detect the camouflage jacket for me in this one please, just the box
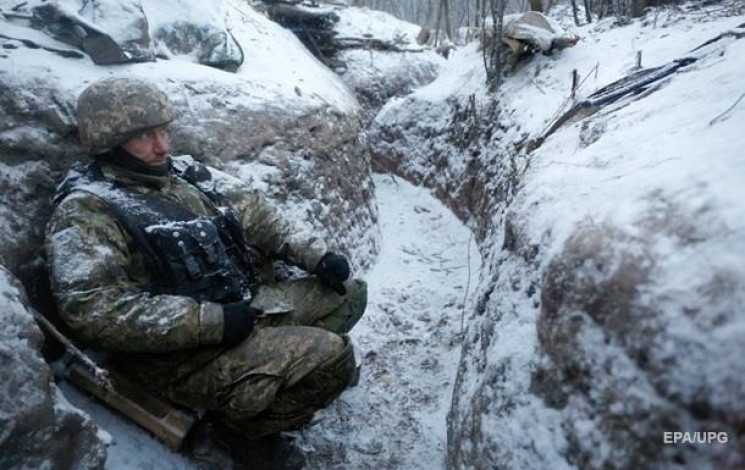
[45,156,328,354]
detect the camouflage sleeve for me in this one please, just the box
[45,192,224,353]
[206,165,328,272]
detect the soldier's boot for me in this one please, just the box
[219,430,306,470]
[182,420,236,470]
[185,419,306,470]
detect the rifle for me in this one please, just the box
[33,309,196,451]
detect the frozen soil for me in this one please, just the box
[61,173,481,470]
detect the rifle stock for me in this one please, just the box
[32,308,196,451]
[66,361,196,451]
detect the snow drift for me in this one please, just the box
[370,6,745,470]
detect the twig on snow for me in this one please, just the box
[709,91,745,126]
[460,230,474,337]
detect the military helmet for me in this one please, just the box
[77,78,175,154]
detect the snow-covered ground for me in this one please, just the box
[0,0,358,115]
[60,382,199,470]
[62,174,481,469]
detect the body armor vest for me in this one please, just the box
[55,161,257,304]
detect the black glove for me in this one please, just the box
[315,252,350,295]
[221,300,262,347]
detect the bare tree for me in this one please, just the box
[351,0,666,30]
[584,0,592,22]
[484,0,506,92]
[442,0,453,40]
[570,0,580,25]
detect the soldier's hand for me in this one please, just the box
[315,252,350,296]
[221,300,262,347]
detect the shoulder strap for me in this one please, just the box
[54,161,103,205]
[170,159,258,286]
[171,159,230,208]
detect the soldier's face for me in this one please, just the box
[121,126,170,166]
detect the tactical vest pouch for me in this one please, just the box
[213,207,257,275]
[144,218,244,303]
[54,161,257,304]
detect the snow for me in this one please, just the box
[367,5,745,469]
[76,0,148,47]
[520,23,745,258]
[334,6,423,45]
[378,11,745,134]
[298,175,480,469]
[303,3,445,111]
[60,382,199,470]
[143,0,224,31]
[339,48,443,98]
[499,12,745,136]
[379,42,486,110]
[484,16,745,455]
[373,9,745,266]
[222,0,358,112]
[291,2,425,47]
[0,0,359,117]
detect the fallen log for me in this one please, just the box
[261,0,304,4]
[265,2,426,71]
[336,36,424,53]
[268,4,339,29]
[0,33,85,58]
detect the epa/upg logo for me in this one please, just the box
[663,432,729,444]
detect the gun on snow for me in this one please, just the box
[32,309,196,451]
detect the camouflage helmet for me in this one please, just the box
[77,78,175,154]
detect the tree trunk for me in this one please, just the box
[597,0,605,18]
[434,0,443,45]
[443,0,452,41]
[530,0,543,12]
[487,0,506,92]
[570,0,580,25]
[583,0,592,22]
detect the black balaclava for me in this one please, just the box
[95,145,171,177]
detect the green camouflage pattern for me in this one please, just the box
[46,157,367,436]
[77,78,175,154]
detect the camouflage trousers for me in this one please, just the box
[164,277,367,438]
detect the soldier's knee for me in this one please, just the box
[344,278,367,304]
[303,334,357,397]
[337,334,359,387]
[217,327,346,413]
[319,279,367,334]
[331,335,356,382]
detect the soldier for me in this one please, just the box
[45,77,367,469]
